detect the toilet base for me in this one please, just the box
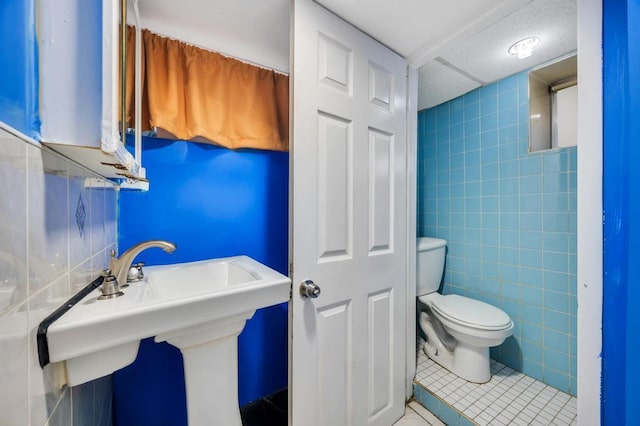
[423,340,491,384]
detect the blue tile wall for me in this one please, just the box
[417,71,577,395]
[414,384,475,426]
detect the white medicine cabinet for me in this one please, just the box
[38,0,144,183]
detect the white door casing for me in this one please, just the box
[290,1,408,425]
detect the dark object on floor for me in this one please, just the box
[240,388,287,426]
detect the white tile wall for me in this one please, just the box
[0,135,27,310]
[68,164,93,273]
[0,126,116,425]
[27,148,69,295]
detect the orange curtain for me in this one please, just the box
[123,27,289,152]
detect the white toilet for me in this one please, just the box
[417,237,514,383]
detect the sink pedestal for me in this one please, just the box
[156,311,255,426]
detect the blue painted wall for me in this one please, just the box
[417,70,577,395]
[115,137,289,425]
[603,0,640,423]
[0,0,40,138]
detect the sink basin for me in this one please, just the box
[142,259,260,301]
[47,256,290,386]
[45,255,290,425]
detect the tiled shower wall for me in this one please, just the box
[0,126,116,425]
[417,70,577,395]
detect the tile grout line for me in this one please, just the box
[415,347,577,426]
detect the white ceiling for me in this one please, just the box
[134,0,290,73]
[134,0,576,110]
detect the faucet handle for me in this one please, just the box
[127,262,145,283]
[98,269,124,300]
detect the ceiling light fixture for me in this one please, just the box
[508,37,540,59]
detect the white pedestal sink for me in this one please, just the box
[44,256,290,426]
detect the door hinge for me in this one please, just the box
[288,263,294,299]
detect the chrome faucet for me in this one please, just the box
[109,240,177,287]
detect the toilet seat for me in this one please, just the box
[429,294,512,331]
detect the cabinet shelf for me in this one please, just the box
[41,142,145,182]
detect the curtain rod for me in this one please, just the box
[550,77,577,93]
[132,0,142,165]
[120,0,127,145]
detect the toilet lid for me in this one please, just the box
[430,294,512,330]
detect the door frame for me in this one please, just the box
[576,0,602,422]
[404,66,418,400]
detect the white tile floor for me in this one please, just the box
[415,342,578,425]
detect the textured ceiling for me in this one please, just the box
[417,0,577,109]
[133,0,576,111]
[314,0,521,59]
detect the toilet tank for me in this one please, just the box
[416,237,447,296]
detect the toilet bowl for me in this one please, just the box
[417,237,513,383]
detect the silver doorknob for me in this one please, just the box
[300,280,321,298]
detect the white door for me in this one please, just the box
[290,1,408,425]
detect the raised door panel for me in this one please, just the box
[367,289,394,421]
[317,112,354,262]
[318,33,353,95]
[317,302,352,425]
[368,129,394,255]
